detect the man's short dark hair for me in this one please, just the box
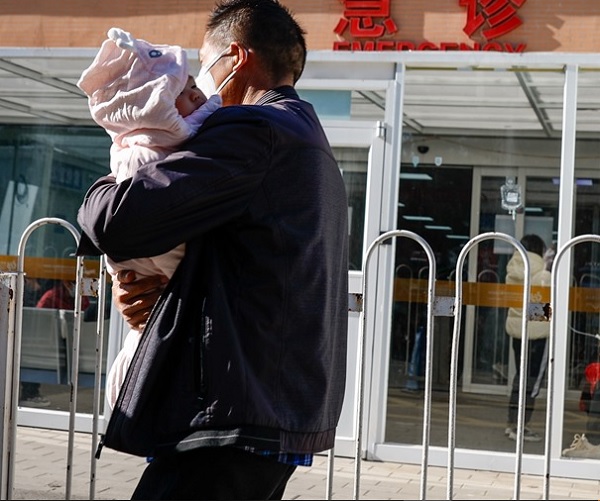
[207,0,307,83]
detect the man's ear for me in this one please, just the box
[229,42,249,72]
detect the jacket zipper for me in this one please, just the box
[195,298,207,398]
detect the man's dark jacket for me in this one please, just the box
[77,87,349,457]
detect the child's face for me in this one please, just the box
[175,76,207,118]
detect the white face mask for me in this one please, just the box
[196,69,217,97]
[196,47,246,97]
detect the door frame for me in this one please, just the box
[323,119,392,457]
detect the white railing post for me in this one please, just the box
[355,230,437,500]
[0,272,18,500]
[448,232,530,500]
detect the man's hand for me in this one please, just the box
[112,270,168,331]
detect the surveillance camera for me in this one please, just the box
[417,145,429,154]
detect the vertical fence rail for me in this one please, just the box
[0,273,17,501]
[354,230,437,500]
[325,447,335,500]
[448,232,531,500]
[88,254,107,501]
[65,249,85,501]
[7,217,104,500]
[15,218,83,501]
[543,234,600,499]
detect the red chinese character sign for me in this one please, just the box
[460,0,527,41]
[333,0,527,52]
[334,0,398,39]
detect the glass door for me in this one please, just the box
[375,63,569,470]
[385,162,473,447]
[462,170,560,453]
[383,166,563,455]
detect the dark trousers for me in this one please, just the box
[19,382,41,400]
[131,446,297,500]
[507,336,548,426]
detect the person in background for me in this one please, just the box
[36,279,89,311]
[504,234,551,442]
[77,0,349,498]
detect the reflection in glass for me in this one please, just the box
[334,147,368,271]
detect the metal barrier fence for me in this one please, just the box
[0,217,106,501]
[351,230,599,500]
[0,224,598,500]
[352,230,437,501]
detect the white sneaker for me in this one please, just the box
[562,434,600,459]
[506,427,542,442]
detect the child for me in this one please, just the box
[77,27,221,408]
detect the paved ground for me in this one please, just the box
[9,426,600,500]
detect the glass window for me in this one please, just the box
[0,124,111,415]
[386,66,565,455]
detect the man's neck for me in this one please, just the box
[241,87,268,105]
[242,77,295,104]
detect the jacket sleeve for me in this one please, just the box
[77,109,272,260]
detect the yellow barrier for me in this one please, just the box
[4,258,595,312]
[0,255,100,280]
[394,278,599,313]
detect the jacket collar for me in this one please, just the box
[254,86,298,106]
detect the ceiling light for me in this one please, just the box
[400,173,433,181]
[552,178,593,186]
[403,215,434,221]
[447,235,470,240]
[425,225,452,230]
